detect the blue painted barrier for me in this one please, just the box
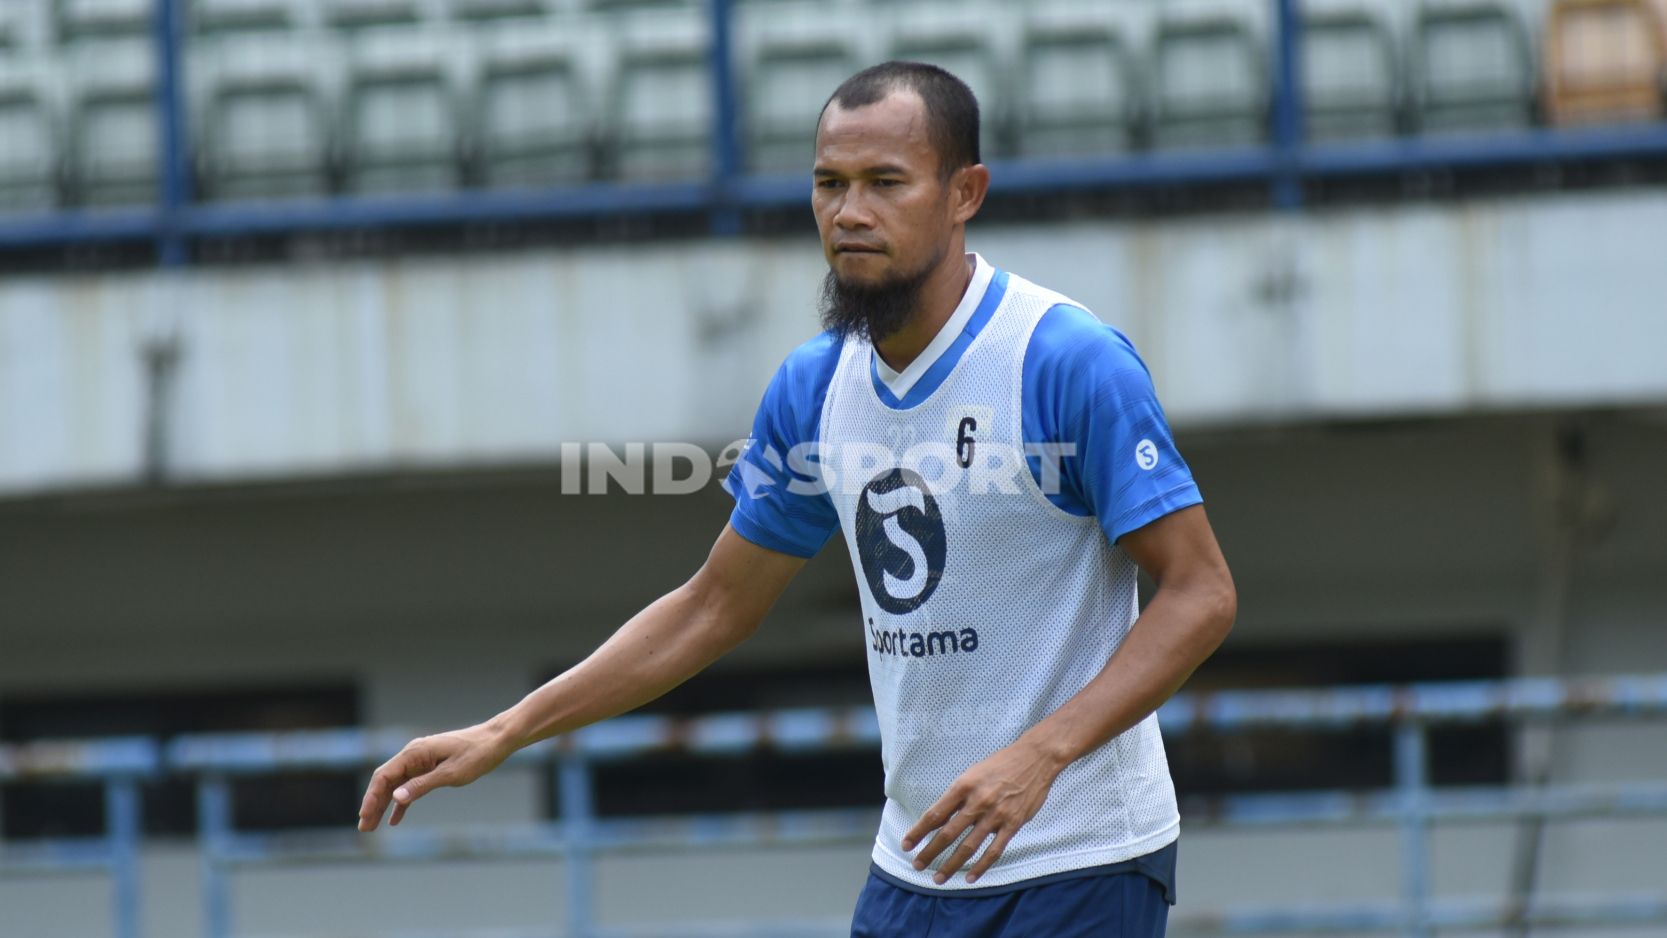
[5,675,1667,937]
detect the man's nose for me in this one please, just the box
[833,186,875,229]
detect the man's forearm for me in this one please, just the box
[1018,582,1234,771]
[486,582,748,752]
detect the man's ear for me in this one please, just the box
[950,163,991,225]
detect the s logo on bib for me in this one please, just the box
[855,468,947,614]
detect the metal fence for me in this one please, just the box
[4,673,1667,938]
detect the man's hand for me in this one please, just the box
[357,723,514,832]
[901,739,1066,885]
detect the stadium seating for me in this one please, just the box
[192,0,303,35]
[888,6,1007,159]
[1543,0,1666,126]
[475,26,594,187]
[323,0,424,32]
[611,24,712,182]
[1410,0,1536,133]
[68,40,159,205]
[2,0,1667,217]
[448,0,551,21]
[58,0,152,41]
[747,36,859,174]
[341,28,461,193]
[1302,3,1400,140]
[196,34,333,199]
[0,62,60,212]
[1016,7,1140,158]
[1151,6,1269,149]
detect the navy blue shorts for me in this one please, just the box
[850,867,1170,938]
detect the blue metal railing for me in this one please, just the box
[5,0,1667,260]
[5,674,1667,938]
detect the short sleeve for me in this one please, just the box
[722,332,843,558]
[1023,305,1202,545]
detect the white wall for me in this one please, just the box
[4,190,1667,498]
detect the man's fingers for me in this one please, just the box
[910,808,978,871]
[902,787,965,851]
[965,828,1017,884]
[357,745,431,832]
[932,821,998,884]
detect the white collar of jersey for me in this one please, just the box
[873,252,993,400]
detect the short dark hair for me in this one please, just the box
[820,61,981,177]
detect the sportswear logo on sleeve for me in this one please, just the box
[855,468,946,614]
[1135,439,1159,472]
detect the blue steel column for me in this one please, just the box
[1394,722,1434,938]
[559,753,598,938]
[197,776,233,938]
[707,0,742,235]
[151,0,191,266]
[106,778,144,938]
[1270,0,1305,209]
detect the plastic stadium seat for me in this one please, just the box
[1543,0,1666,126]
[747,38,857,174]
[1302,5,1399,140]
[889,22,1005,158]
[475,28,593,187]
[56,0,151,40]
[323,0,423,30]
[447,0,550,21]
[192,0,303,35]
[0,66,60,212]
[1017,11,1139,158]
[342,29,461,193]
[0,6,21,49]
[198,37,333,199]
[611,35,712,181]
[1410,0,1534,134]
[1151,9,1268,149]
[68,41,158,205]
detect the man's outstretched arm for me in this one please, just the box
[357,523,807,831]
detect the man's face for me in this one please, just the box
[812,90,955,291]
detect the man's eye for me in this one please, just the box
[874,178,902,188]
[816,178,846,190]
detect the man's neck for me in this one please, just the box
[874,252,976,373]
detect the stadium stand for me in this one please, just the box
[1410,0,1537,134]
[196,34,333,198]
[1150,4,1268,149]
[0,59,59,212]
[0,0,1662,216]
[341,28,462,193]
[68,39,158,206]
[1302,2,1400,140]
[58,0,153,40]
[611,24,712,182]
[747,36,860,174]
[475,26,594,188]
[1543,0,1666,126]
[1016,6,1141,157]
[888,5,1007,158]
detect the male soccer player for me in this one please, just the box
[358,62,1236,937]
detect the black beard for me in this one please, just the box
[818,253,940,344]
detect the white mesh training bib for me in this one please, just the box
[820,272,1180,891]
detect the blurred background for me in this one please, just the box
[2,0,1666,936]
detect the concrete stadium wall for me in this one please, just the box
[3,190,1667,498]
[2,413,1665,936]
